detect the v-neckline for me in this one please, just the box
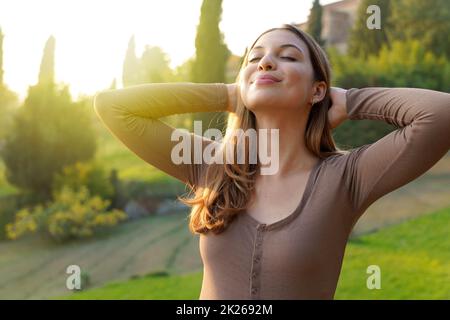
[241,158,324,231]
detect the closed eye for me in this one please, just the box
[248,56,297,63]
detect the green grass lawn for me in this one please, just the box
[57,206,450,300]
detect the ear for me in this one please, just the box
[310,81,327,105]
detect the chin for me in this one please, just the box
[244,92,281,110]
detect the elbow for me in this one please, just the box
[425,92,450,134]
[431,104,450,149]
[93,91,116,120]
[93,92,107,115]
[434,101,450,129]
[93,90,128,126]
[431,91,450,121]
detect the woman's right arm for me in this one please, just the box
[226,83,238,113]
[93,82,229,188]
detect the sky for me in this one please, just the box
[0,0,338,101]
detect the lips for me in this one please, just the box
[252,74,282,84]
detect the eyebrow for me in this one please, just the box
[250,44,304,55]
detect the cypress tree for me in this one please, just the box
[306,0,324,46]
[38,36,56,87]
[1,36,96,201]
[122,35,141,87]
[191,0,230,130]
[0,27,3,87]
[192,0,229,83]
[0,27,19,140]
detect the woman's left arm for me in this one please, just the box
[330,87,450,215]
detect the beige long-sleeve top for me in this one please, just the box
[94,83,450,300]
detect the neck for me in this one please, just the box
[254,106,319,178]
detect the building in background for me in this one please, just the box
[296,0,361,53]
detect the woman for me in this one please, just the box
[94,24,450,299]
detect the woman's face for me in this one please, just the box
[240,29,316,112]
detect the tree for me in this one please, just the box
[122,35,141,87]
[172,57,195,83]
[109,78,117,90]
[192,0,229,84]
[331,41,449,91]
[348,0,391,58]
[329,40,450,148]
[0,26,4,87]
[0,27,19,140]
[140,45,173,83]
[306,0,324,46]
[0,87,18,140]
[191,0,230,131]
[0,37,96,202]
[388,0,450,59]
[1,84,97,202]
[38,36,56,86]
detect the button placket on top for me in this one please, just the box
[249,223,266,299]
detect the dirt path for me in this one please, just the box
[0,154,448,299]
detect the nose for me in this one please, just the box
[258,55,276,71]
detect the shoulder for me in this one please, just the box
[322,144,372,173]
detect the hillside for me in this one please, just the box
[56,207,450,300]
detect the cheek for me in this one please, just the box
[286,66,311,86]
[239,83,251,108]
[285,68,314,102]
[239,69,252,105]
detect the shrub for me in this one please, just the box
[0,83,97,200]
[327,41,450,147]
[0,195,21,240]
[6,185,127,243]
[329,40,450,91]
[52,160,115,202]
[80,271,91,289]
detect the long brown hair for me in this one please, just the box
[180,23,347,235]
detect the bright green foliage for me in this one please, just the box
[329,40,449,147]
[191,0,229,84]
[348,0,391,58]
[51,160,115,201]
[330,40,450,91]
[140,46,174,83]
[6,185,127,243]
[0,83,97,201]
[190,0,230,132]
[389,0,450,59]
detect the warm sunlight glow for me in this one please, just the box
[0,0,338,101]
